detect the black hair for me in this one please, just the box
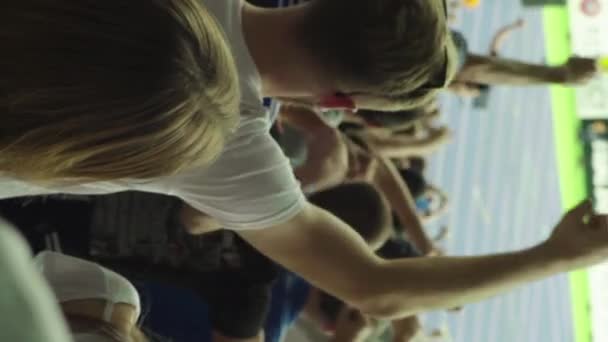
[399,168,427,199]
[308,182,391,247]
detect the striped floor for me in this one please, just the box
[426,2,573,342]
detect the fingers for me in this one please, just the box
[566,199,594,220]
[589,215,608,231]
[566,57,599,84]
[566,199,608,234]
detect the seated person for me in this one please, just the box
[0,193,271,342]
[0,182,392,342]
[101,183,393,342]
[34,251,153,342]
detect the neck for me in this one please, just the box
[242,2,331,98]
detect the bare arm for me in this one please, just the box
[370,155,435,255]
[456,54,597,86]
[456,53,564,85]
[489,19,525,56]
[280,106,349,191]
[239,201,608,318]
[362,128,451,159]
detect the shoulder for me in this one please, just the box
[167,117,306,230]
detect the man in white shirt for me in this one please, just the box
[2,0,608,321]
[183,0,608,320]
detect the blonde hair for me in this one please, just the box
[299,0,454,111]
[129,325,151,342]
[65,314,152,342]
[0,0,239,181]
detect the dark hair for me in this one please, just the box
[357,109,423,129]
[399,168,427,199]
[308,182,391,248]
[299,0,454,110]
[407,157,427,174]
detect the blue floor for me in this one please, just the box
[425,2,573,342]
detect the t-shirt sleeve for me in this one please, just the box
[168,116,307,230]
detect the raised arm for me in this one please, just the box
[239,201,608,318]
[369,155,435,255]
[361,127,451,159]
[489,19,525,56]
[456,54,597,86]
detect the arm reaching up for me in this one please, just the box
[239,201,608,318]
[456,54,598,86]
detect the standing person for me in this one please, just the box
[2,0,608,322]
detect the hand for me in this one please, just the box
[560,57,598,85]
[545,200,608,269]
[332,307,378,342]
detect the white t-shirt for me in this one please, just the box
[0,0,306,230]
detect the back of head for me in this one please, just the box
[399,168,427,198]
[309,182,391,250]
[0,0,239,181]
[299,0,457,111]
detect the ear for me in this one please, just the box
[318,93,356,110]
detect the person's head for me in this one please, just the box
[309,182,392,250]
[64,316,150,342]
[398,168,427,199]
[35,251,148,341]
[292,0,459,111]
[0,0,239,182]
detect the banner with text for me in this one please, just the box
[568,0,608,119]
